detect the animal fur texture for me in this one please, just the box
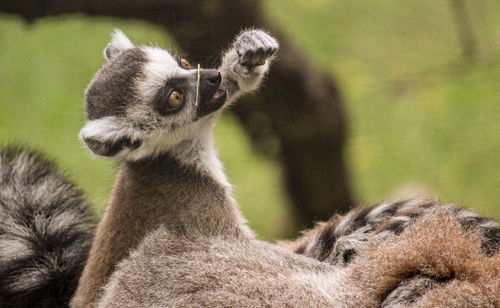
[71,29,279,307]
[0,146,95,307]
[98,205,500,307]
[281,199,500,266]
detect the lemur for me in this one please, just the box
[71,29,279,307]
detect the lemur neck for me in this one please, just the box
[167,123,230,188]
[72,129,252,308]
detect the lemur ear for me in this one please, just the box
[104,29,135,61]
[79,117,142,159]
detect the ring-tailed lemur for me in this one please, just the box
[0,146,95,307]
[71,29,279,307]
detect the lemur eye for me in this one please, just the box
[168,90,183,110]
[180,59,191,69]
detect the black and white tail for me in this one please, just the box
[0,146,95,307]
[294,199,499,265]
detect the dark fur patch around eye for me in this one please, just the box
[154,78,189,116]
[84,137,141,157]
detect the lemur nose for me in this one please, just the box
[202,70,221,85]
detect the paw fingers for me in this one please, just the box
[235,29,279,68]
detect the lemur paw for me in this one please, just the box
[233,29,278,74]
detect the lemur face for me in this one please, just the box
[79,30,228,160]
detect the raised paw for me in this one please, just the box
[233,29,278,74]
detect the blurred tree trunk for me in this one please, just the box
[0,0,353,229]
[448,0,478,63]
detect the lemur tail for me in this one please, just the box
[0,146,95,307]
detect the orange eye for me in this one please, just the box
[168,90,183,109]
[180,59,191,69]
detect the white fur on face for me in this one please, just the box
[124,47,230,184]
[79,116,146,160]
[126,46,200,138]
[134,47,183,104]
[79,114,230,185]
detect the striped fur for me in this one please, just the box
[286,199,499,266]
[0,146,96,307]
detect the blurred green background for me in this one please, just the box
[0,0,498,240]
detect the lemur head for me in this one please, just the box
[79,30,228,161]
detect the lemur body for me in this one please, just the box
[71,29,279,307]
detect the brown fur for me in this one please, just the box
[73,30,499,306]
[71,156,250,307]
[98,233,341,307]
[350,206,500,307]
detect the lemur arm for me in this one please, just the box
[219,29,278,104]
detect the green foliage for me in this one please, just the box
[0,1,498,240]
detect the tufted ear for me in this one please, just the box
[79,117,142,159]
[103,29,135,61]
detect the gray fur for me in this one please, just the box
[98,229,348,308]
[85,47,146,121]
[219,29,278,100]
[0,146,95,307]
[103,29,135,61]
[2,27,497,308]
[233,29,279,74]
